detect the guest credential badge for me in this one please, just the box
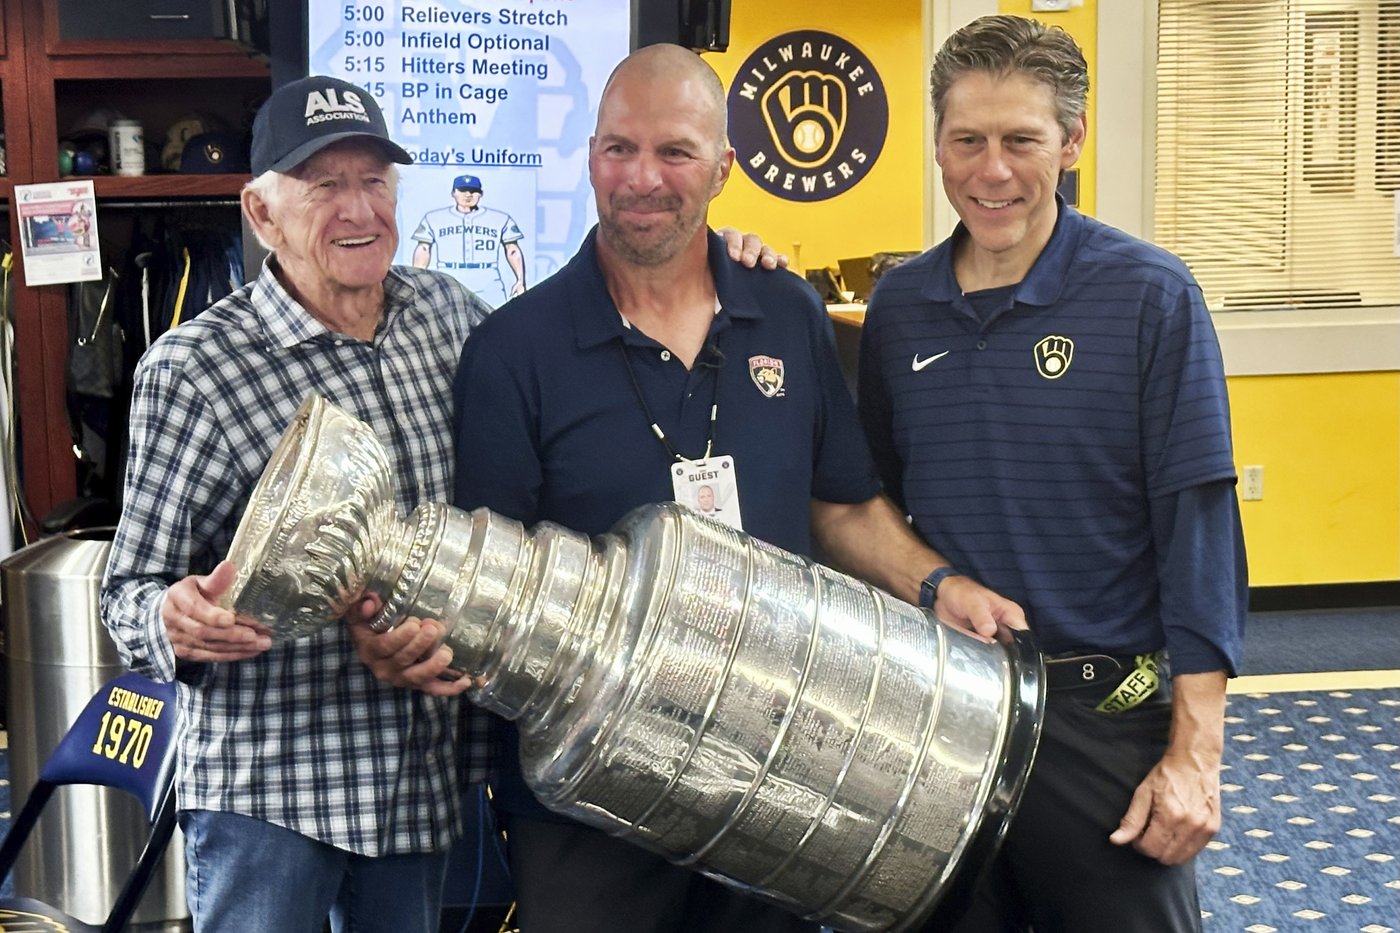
[671,455,743,531]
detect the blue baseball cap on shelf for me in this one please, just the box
[453,174,483,192]
[251,75,412,175]
[181,132,250,174]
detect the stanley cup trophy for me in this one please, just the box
[223,394,1044,933]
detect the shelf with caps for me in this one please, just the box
[34,1,270,199]
[49,74,266,197]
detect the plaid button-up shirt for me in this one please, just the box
[101,261,493,855]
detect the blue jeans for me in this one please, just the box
[179,810,448,933]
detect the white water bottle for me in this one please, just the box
[108,119,145,176]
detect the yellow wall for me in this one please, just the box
[998,0,1096,216]
[708,0,1400,588]
[707,0,926,273]
[708,0,1098,267]
[1228,373,1400,586]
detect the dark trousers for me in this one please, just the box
[929,689,1203,933]
[501,813,821,933]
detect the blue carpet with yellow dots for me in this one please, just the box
[1199,683,1400,932]
[2,610,1399,928]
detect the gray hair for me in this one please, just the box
[930,15,1088,143]
[242,163,402,251]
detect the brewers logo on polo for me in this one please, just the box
[728,31,888,202]
[749,355,785,397]
[1034,335,1075,379]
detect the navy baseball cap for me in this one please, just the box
[251,75,412,175]
[453,174,483,192]
[181,132,250,174]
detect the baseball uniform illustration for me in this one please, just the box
[411,174,526,308]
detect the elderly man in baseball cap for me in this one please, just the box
[100,74,494,933]
[102,74,785,933]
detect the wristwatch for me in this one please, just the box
[918,566,964,609]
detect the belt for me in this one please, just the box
[441,262,493,269]
[1044,650,1166,713]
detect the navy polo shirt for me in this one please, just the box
[455,227,881,818]
[453,226,880,550]
[859,201,1243,671]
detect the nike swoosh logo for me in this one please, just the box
[911,351,950,372]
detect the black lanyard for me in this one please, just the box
[619,338,722,463]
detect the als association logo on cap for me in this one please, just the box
[727,31,889,203]
[251,75,412,176]
[303,86,370,126]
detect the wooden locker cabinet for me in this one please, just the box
[2,0,269,526]
[56,0,240,42]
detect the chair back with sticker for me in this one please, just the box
[36,671,177,818]
[0,671,179,932]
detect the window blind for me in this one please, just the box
[1154,0,1400,312]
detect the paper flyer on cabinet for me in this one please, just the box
[14,179,103,286]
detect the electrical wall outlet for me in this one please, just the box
[1031,0,1076,10]
[1241,465,1264,501]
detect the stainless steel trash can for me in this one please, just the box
[1,528,188,930]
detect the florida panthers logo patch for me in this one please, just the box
[749,355,785,397]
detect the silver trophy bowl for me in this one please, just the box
[224,393,1044,932]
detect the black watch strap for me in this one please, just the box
[919,566,964,609]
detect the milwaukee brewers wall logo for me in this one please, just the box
[728,31,888,202]
[749,355,786,397]
[1034,335,1074,379]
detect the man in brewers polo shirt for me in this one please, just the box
[858,16,1247,933]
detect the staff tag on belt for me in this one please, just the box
[1095,652,1164,714]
